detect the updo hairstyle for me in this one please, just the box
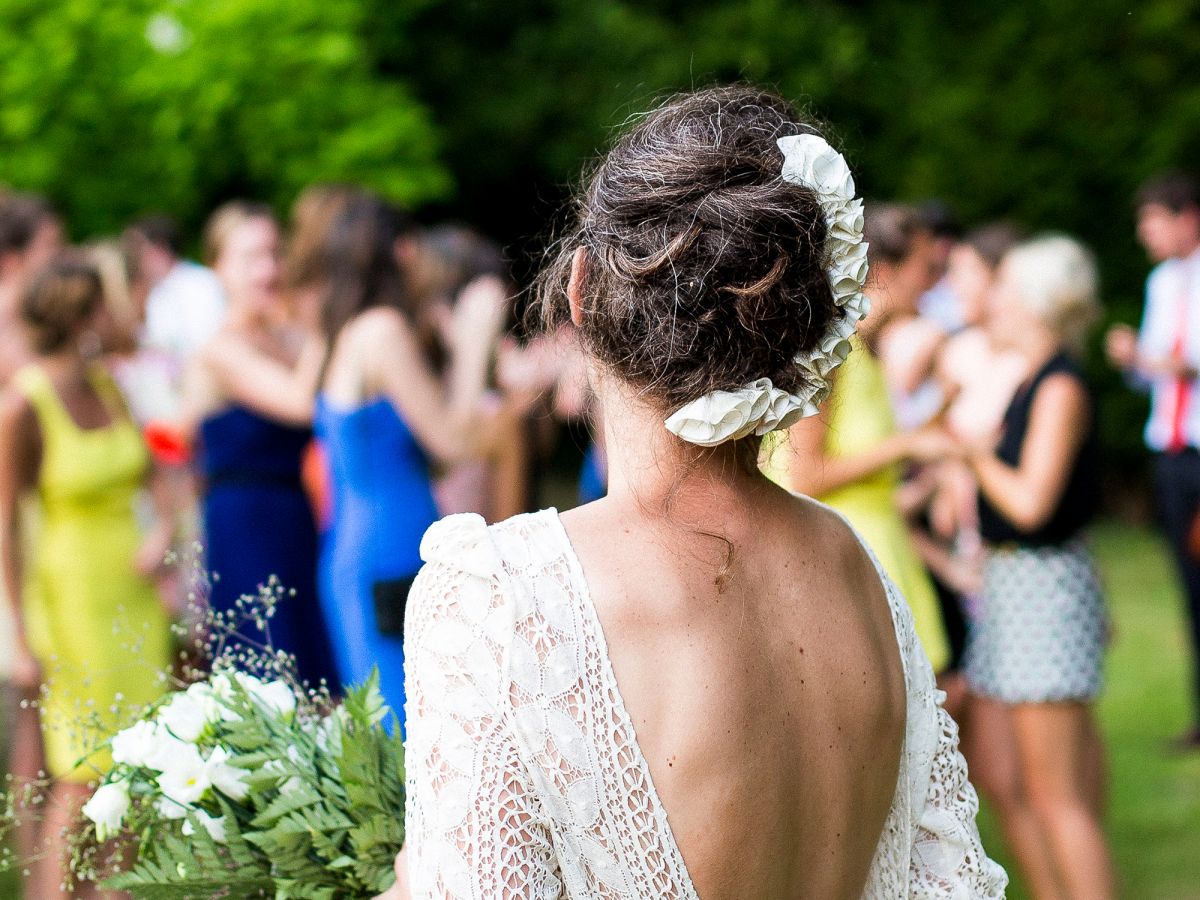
[536,85,840,420]
[20,254,103,355]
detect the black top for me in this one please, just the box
[978,353,1100,546]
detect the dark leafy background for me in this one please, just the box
[3,0,1198,475]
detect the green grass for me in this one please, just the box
[977,522,1200,899]
[2,521,1196,897]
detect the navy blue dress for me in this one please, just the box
[199,407,337,688]
[314,395,441,728]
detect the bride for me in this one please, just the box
[386,86,1006,898]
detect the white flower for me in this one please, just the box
[234,673,297,720]
[182,809,228,843]
[315,710,345,757]
[111,720,175,770]
[205,746,250,801]
[158,692,208,743]
[82,782,129,842]
[777,133,855,203]
[363,681,390,727]
[155,796,188,821]
[157,744,211,806]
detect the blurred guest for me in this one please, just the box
[961,235,1113,899]
[125,214,226,419]
[183,202,336,687]
[0,255,173,898]
[407,224,531,520]
[921,223,1063,899]
[311,193,507,719]
[0,192,63,383]
[0,190,60,874]
[762,203,952,674]
[875,205,947,430]
[916,198,966,334]
[282,183,362,332]
[1107,171,1200,751]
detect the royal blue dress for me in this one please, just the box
[199,407,337,688]
[314,395,440,727]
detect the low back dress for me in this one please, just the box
[403,506,1007,897]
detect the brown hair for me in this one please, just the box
[0,192,56,256]
[862,203,926,267]
[282,183,363,291]
[535,85,837,426]
[1136,170,1200,214]
[962,221,1025,271]
[202,200,275,267]
[317,191,415,345]
[20,254,103,354]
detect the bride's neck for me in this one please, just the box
[597,379,767,521]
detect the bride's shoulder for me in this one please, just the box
[786,493,885,577]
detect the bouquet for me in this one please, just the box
[73,666,405,899]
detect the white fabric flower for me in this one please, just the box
[829,198,865,242]
[82,782,130,842]
[662,132,870,446]
[158,692,208,743]
[777,133,855,203]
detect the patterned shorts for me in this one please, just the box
[964,540,1107,704]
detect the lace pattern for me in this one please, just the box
[404,509,1007,898]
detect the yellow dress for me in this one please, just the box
[762,338,951,673]
[15,364,172,781]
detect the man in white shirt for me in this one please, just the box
[1108,171,1200,751]
[123,215,226,420]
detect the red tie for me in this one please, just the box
[1168,270,1192,453]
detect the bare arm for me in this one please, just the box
[196,331,326,427]
[370,278,508,464]
[968,374,1090,533]
[779,383,948,496]
[0,390,41,690]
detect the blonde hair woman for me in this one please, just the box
[956,234,1114,899]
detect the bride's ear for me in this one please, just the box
[567,247,587,327]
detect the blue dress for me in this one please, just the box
[199,407,337,688]
[314,395,440,726]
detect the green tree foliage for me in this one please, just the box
[3,0,1198,463]
[381,0,1200,465]
[0,0,449,236]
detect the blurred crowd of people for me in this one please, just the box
[0,168,1197,898]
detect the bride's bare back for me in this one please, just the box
[561,485,905,900]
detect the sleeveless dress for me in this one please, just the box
[966,353,1107,703]
[762,337,951,673]
[314,395,440,719]
[404,508,1007,897]
[198,407,336,687]
[15,364,171,780]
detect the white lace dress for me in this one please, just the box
[404,509,1008,898]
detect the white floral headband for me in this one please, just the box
[663,133,870,446]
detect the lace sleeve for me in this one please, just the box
[404,514,562,899]
[907,692,1008,898]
